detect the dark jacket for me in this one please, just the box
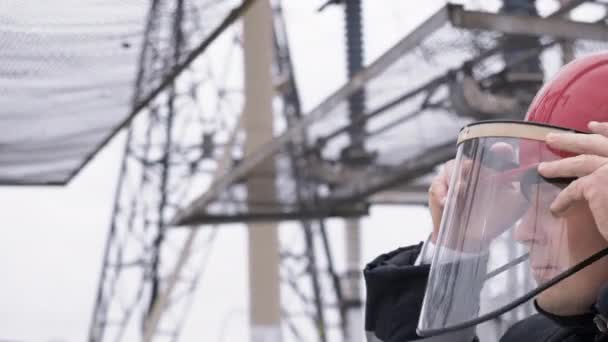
[364,243,608,342]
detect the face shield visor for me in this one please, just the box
[417,121,608,337]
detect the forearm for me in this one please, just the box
[364,243,430,342]
[365,241,481,342]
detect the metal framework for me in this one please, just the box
[87,1,608,342]
[448,3,608,41]
[88,1,250,341]
[273,4,349,341]
[89,1,353,341]
[174,1,608,227]
[170,2,454,226]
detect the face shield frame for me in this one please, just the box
[416,120,608,338]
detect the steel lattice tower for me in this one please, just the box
[87,1,607,341]
[89,1,350,341]
[88,0,249,341]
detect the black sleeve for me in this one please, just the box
[364,242,430,342]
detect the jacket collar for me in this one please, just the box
[534,300,598,333]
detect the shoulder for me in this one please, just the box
[500,314,575,342]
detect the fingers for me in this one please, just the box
[550,168,606,215]
[586,167,608,233]
[430,161,453,205]
[433,180,449,206]
[538,154,608,178]
[589,121,608,138]
[429,160,456,241]
[550,177,588,215]
[550,166,608,231]
[545,132,608,157]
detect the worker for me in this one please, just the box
[364,53,608,342]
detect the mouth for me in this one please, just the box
[531,265,560,281]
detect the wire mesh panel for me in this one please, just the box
[0,0,147,184]
[0,0,245,185]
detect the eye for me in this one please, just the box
[522,183,560,206]
[521,183,537,203]
[539,185,561,205]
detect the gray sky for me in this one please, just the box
[0,1,452,341]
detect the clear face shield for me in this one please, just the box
[417,121,608,337]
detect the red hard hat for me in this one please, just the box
[518,53,608,166]
[486,53,608,183]
[525,52,608,130]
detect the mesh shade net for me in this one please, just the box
[0,0,240,185]
[5,0,606,208]
[0,0,147,184]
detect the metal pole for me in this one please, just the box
[243,1,282,341]
[499,0,543,105]
[343,0,367,159]
[343,2,365,339]
[343,219,362,342]
[559,0,576,64]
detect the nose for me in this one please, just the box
[513,207,545,246]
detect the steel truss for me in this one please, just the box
[88,0,250,341]
[90,1,351,341]
[174,1,608,227]
[272,3,349,341]
[89,1,608,342]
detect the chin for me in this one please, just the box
[536,282,594,316]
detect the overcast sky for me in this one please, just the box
[0,1,460,341]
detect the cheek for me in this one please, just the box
[537,276,595,315]
[541,256,608,316]
[537,215,570,270]
[536,204,608,316]
[565,203,607,264]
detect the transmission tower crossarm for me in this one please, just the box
[448,2,608,41]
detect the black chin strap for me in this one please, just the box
[485,253,529,280]
[419,246,608,338]
[534,300,596,331]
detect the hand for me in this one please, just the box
[428,160,456,243]
[428,144,524,248]
[538,121,608,240]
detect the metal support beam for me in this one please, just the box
[170,0,601,228]
[369,185,431,206]
[174,207,368,226]
[559,0,577,64]
[170,3,450,226]
[327,141,456,207]
[448,3,608,41]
